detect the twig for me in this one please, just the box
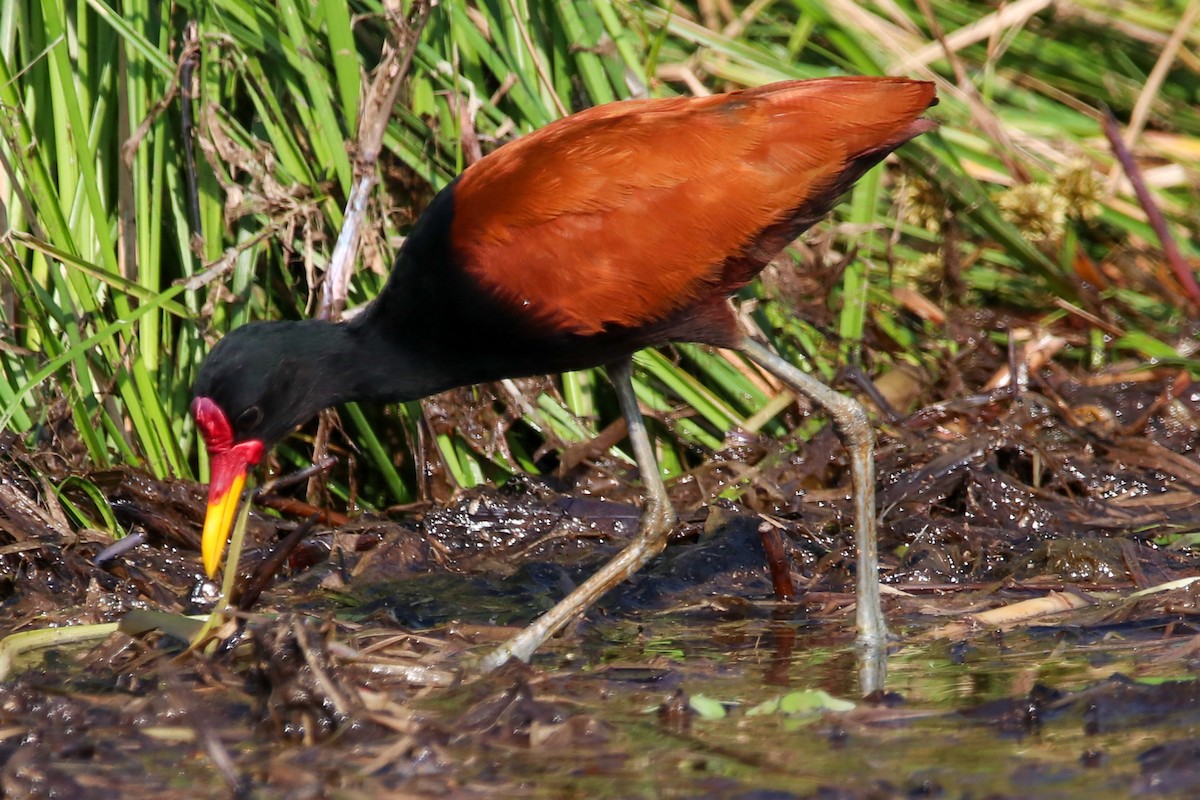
[92,530,147,566]
[256,456,338,495]
[1101,108,1200,309]
[316,1,432,321]
[757,520,796,600]
[504,0,568,118]
[1106,0,1200,193]
[912,0,1032,182]
[236,514,323,611]
[893,0,1052,73]
[310,1,431,503]
[180,21,203,241]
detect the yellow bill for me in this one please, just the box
[201,467,248,578]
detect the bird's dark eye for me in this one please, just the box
[236,406,263,431]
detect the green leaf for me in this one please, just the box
[747,690,855,716]
[688,694,728,720]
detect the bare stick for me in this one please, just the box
[316,1,432,321]
[1101,108,1200,309]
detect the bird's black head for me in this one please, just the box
[192,319,350,577]
[192,320,347,449]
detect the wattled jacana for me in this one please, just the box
[192,76,938,671]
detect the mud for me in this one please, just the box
[2,335,1199,797]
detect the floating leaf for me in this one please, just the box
[688,694,728,720]
[747,690,855,717]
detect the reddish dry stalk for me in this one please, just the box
[1101,108,1200,309]
[758,522,797,600]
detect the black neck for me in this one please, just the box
[336,306,458,404]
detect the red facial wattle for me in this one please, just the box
[191,397,265,577]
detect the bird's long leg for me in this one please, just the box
[478,357,677,673]
[738,337,887,645]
